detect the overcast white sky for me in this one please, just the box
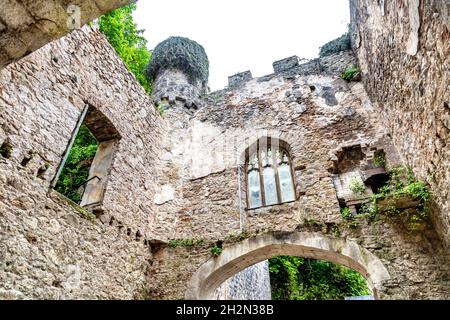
[133,0,350,91]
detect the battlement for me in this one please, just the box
[212,50,357,97]
[272,56,300,73]
[228,70,253,88]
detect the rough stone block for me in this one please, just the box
[0,0,34,30]
[228,70,252,88]
[273,56,299,73]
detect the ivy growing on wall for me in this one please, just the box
[341,166,431,231]
[145,36,209,83]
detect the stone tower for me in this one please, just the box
[145,36,209,111]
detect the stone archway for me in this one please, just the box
[185,231,390,300]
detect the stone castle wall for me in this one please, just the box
[0,26,164,299]
[350,0,450,245]
[0,5,449,300]
[150,51,394,240]
[145,52,449,300]
[214,261,272,300]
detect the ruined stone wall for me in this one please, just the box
[151,51,390,241]
[214,261,271,300]
[0,26,164,299]
[350,0,450,245]
[145,51,449,300]
[147,219,449,300]
[1,13,449,300]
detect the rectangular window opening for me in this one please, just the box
[51,105,120,209]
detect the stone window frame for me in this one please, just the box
[244,137,297,210]
[51,103,121,210]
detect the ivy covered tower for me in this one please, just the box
[145,36,209,111]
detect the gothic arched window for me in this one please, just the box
[246,141,296,209]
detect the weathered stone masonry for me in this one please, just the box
[144,48,449,299]
[0,26,164,299]
[0,0,132,69]
[350,0,450,245]
[0,1,449,300]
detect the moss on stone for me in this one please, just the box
[168,239,205,248]
[145,36,209,82]
[0,142,13,158]
[303,218,325,231]
[52,191,96,222]
[210,244,223,257]
[341,65,361,82]
[223,230,261,244]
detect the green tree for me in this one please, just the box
[98,3,152,93]
[269,256,371,300]
[55,4,154,202]
[54,125,98,203]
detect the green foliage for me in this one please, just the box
[349,177,366,195]
[319,32,351,57]
[303,218,324,230]
[372,166,430,203]
[168,239,204,248]
[373,152,386,167]
[341,65,361,81]
[347,220,360,229]
[210,244,223,257]
[361,166,431,231]
[269,256,370,300]
[0,142,12,158]
[98,3,152,94]
[55,125,98,203]
[399,181,430,203]
[145,36,209,83]
[339,167,430,231]
[340,207,353,220]
[359,203,378,222]
[331,225,341,237]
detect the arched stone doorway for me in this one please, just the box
[186,231,390,300]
